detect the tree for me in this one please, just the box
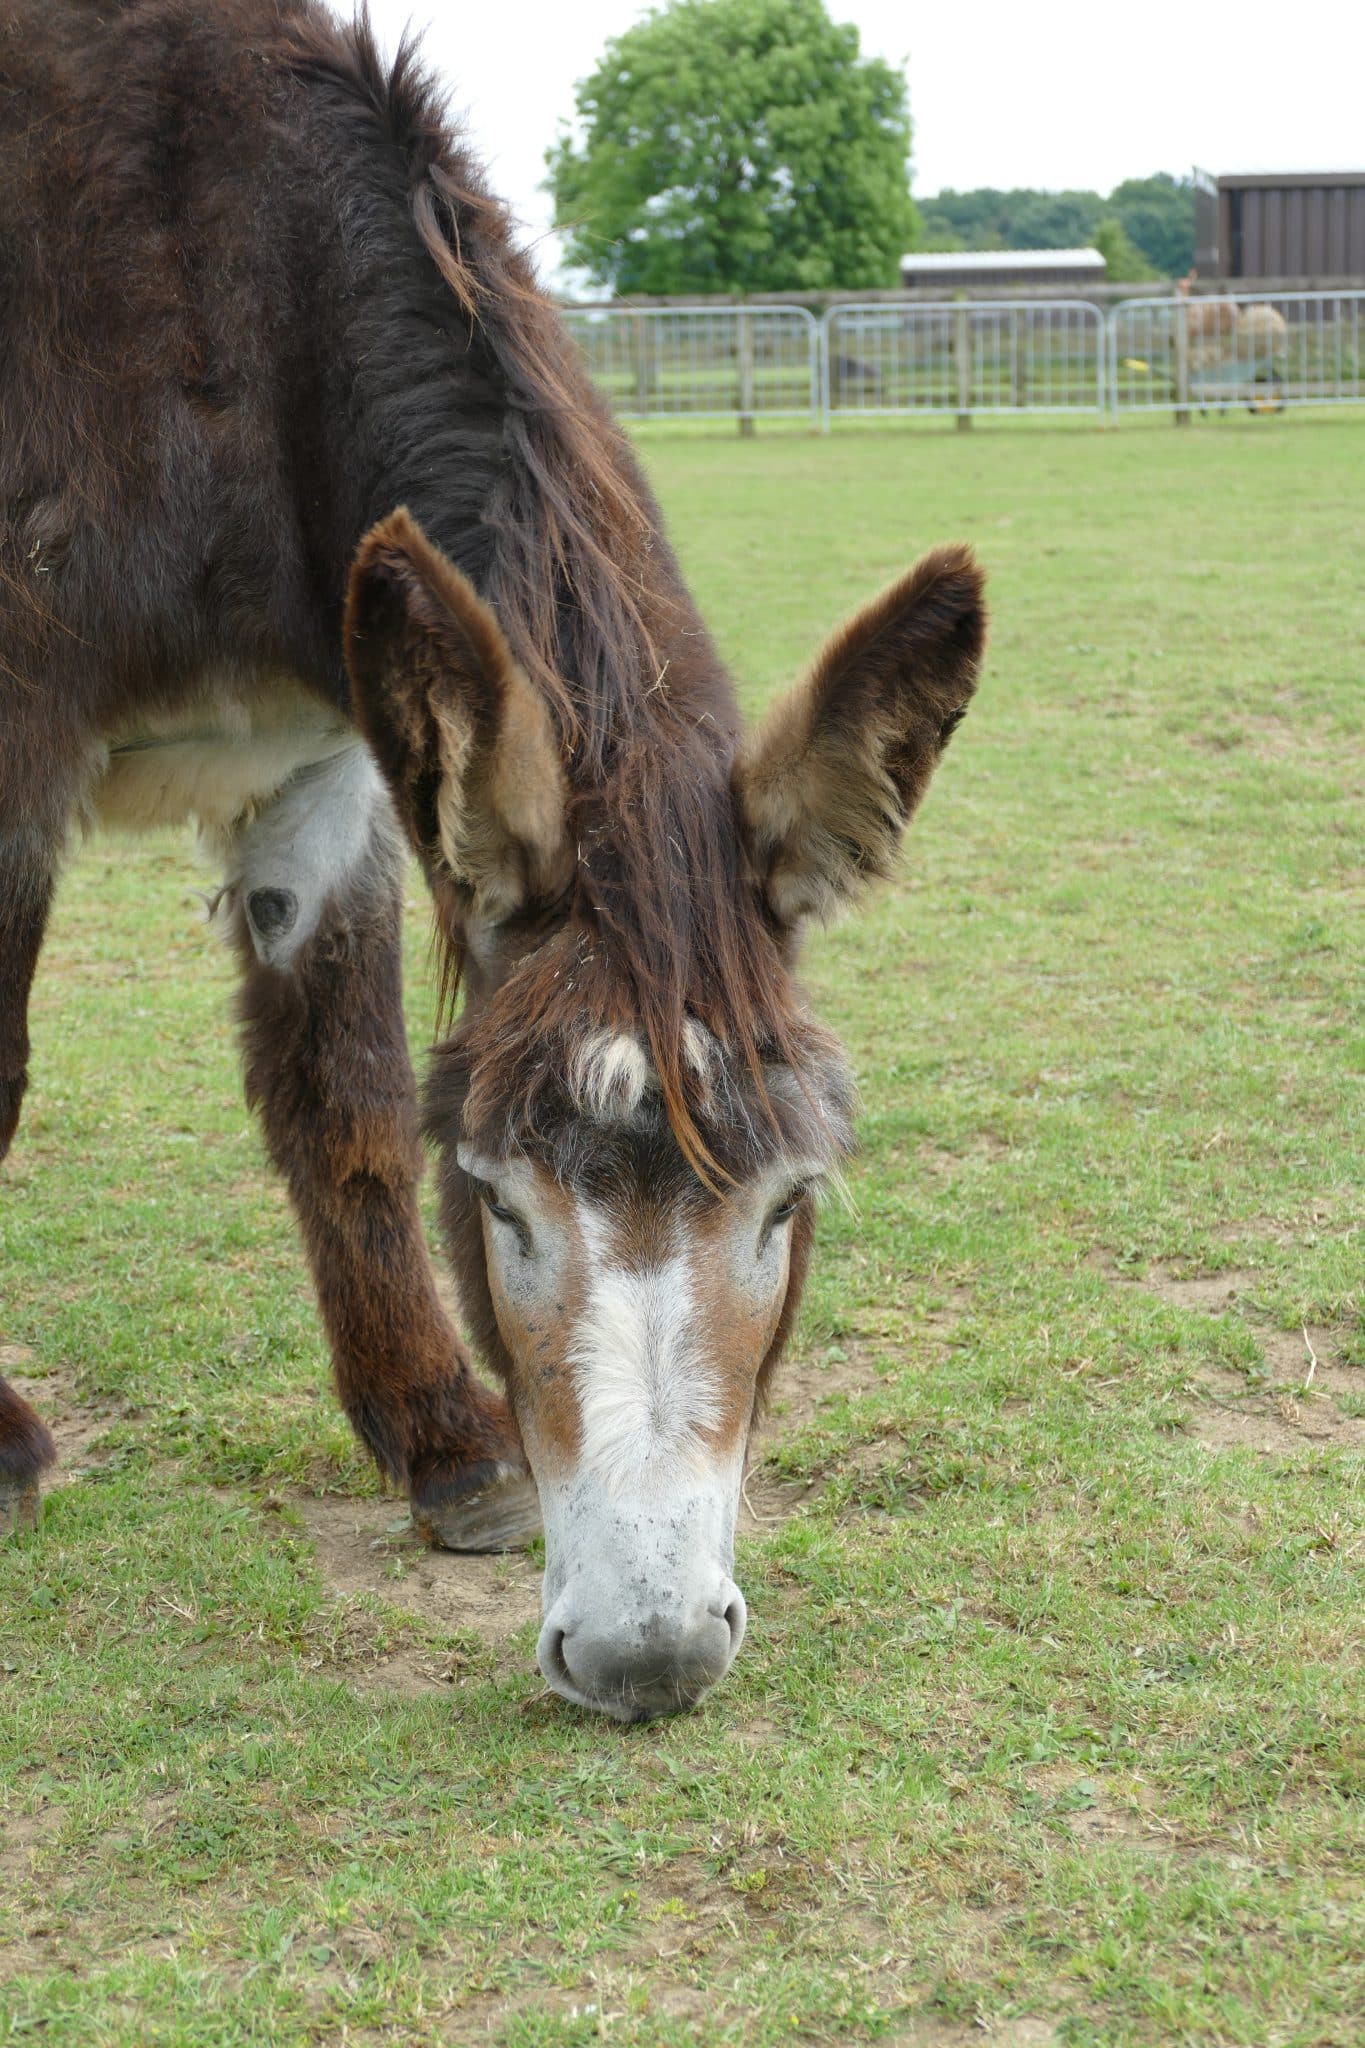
[916,187,1103,253]
[545,0,918,295]
[916,178,1194,278]
[1094,216,1159,283]
[1108,174,1195,278]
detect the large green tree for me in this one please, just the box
[546,0,918,295]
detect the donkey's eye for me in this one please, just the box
[477,1183,529,1240]
[769,1183,809,1227]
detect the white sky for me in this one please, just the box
[367,0,1364,284]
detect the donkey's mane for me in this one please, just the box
[282,6,806,1172]
[284,5,692,768]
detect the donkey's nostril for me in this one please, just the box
[542,1587,744,1722]
[718,1582,747,1656]
[540,1625,572,1694]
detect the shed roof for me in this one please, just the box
[899,248,1105,272]
[1215,171,1365,190]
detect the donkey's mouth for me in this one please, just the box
[536,1588,746,1723]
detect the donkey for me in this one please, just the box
[0,2,985,1719]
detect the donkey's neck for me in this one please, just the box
[287,37,735,777]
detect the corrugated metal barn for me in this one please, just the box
[1196,171,1365,279]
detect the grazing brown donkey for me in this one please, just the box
[0,2,985,1718]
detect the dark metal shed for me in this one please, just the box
[1195,171,1365,280]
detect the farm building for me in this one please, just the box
[1194,171,1365,280]
[899,248,1106,292]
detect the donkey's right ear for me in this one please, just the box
[734,544,985,929]
[344,508,571,919]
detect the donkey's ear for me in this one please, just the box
[734,544,985,928]
[345,508,570,918]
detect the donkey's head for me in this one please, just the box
[346,508,985,1721]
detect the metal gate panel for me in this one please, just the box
[1109,292,1365,415]
[561,306,821,425]
[822,301,1107,424]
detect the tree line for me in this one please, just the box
[918,179,1194,281]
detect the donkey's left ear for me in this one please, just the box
[345,508,571,919]
[734,544,985,928]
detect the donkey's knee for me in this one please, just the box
[226,743,402,973]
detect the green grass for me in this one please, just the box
[2,417,1363,2046]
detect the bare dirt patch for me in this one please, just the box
[1194,1360,1365,1455]
[1211,1214,1313,1250]
[739,1467,821,1524]
[752,1317,964,1515]
[1093,1260,1364,1454]
[767,1309,965,1440]
[886,2011,1060,2046]
[1091,1258,1262,1315]
[916,1133,1012,1181]
[749,1336,898,1497]
[986,2025,1061,2047]
[1022,1767,1184,1857]
[755,1342,884,1432]
[1145,1267,1261,1314]
[292,1492,540,1655]
[0,1803,79,1980]
[0,1801,65,1886]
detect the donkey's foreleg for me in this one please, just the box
[229,747,539,1550]
[0,820,63,1529]
[0,821,61,1162]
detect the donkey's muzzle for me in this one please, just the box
[532,1459,748,1721]
[538,1583,746,1723]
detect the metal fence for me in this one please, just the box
[560,294,1365,430]
[823,300,1107,424]
[560,305,820,426]
[1109,290,1365,417]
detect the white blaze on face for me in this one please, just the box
[458,1109,831,1719]
[568,1209,721,1495]
[529,1197,746,1719]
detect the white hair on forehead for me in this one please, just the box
[680,1016,721,1089]
[566,1020,722,1127]
[567,1029,653,1123]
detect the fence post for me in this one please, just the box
[1174,300,1191,426]
[953,302,972,429]
[631,313,652,415]
[737,309,756,437]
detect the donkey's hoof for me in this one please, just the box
[410,1464,542,1553]
[0,1474,41,1539]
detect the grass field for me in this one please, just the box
[2,417,1362,2047]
